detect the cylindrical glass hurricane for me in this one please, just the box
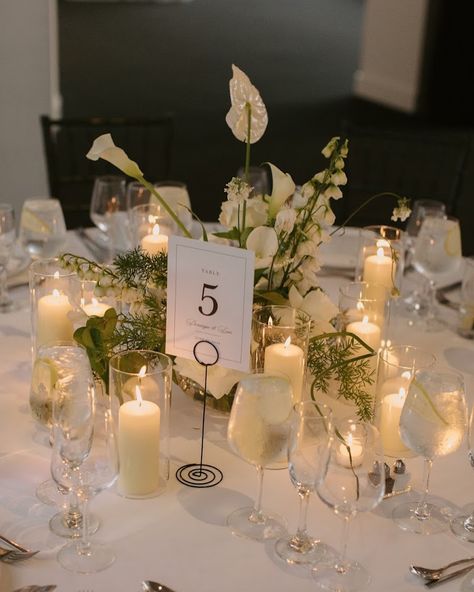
[252,305,311,405]
[374,345,436,458]
[109,350,172,498]
[355,225,405,296]
[129,203,176,255]
[29,257,79,357]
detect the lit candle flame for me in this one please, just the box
[135,384,143,407]
[152,224,160,236]
[284,336,291,349]
[356,301,364,312]
[53,271,60,280]
[376,247,385,259]
[52,288,60,297]
[362,315,369,325]
[91,297,99,306]
[268,316,273,327]
[138,365,147,378]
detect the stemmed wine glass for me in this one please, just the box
[0,203,16,313]
[227,372,293,541]
[55,393,119,573]
[312,420,385,592]
[450,405,474,541]
[393,368,467,535]
[412,216,462,330]
[275,401,333,565]
[19,197,67,259]
[90,175,127,261]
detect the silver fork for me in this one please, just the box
[0,546,39,562]
[12,586,56,592]
[0,533,31,553]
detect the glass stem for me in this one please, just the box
[77,494,91,555]
[294,490,310,542]
[427,279,437,321]
[336,515,352,573]
[63,490,82,530]
[0,264,10,306]
[415,457,433,520]
[249,465,265,524]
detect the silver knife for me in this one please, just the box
[425,563,474,587]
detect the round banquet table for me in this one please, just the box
[0,231,474,592]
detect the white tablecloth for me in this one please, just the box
[1,233,474,592]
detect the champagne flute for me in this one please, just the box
[19,197,67,259]
[412,216,462,330]
[275,401,333,565]
[0,203,16,313]
[450,405,474,541]
[393,368,467,534]
[89,175,127,261]
[227,373,293,541]
[57,398,119,573]
[312,420,385,592]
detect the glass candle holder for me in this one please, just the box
[109,350,172,498]
[29,257,80,357]
[80,279,116,318]
[374,345,436,458]
[458,257,474,340]
[252,305,311,405]
[355,225,405,296]
[129,203,176,255]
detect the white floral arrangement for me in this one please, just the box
[62,65,410,418]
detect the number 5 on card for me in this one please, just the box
[165,236,255,371]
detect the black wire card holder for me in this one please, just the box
[176,339,224,488]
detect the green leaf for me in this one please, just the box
[213,227,240,241]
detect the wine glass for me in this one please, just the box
[19,197,67,259]
[227,372,293,541]
[126,180,152,212]
[0,203,17,313]
[56,397,119,573]
[312,420,385,592]
[411,216,462,330]
[393,368,467,534]
[450,405,474,541]
[275,401,333,565]
[153,180,193,234]
[405,199,447,244]
[89,175,127,261]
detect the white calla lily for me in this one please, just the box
[225,64,268,144]
[246,226,278,269]
[86,133,143,178]
[267,162,296,219]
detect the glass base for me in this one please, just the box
[393,500,449,535]
[36,479,62,506]
[312,560,370,592]
[275,534,331,565]
[57,541,115,574]
[0,297,22,313]
[227,506,287,541]
[450,512,474,543]
[49,511,100,538]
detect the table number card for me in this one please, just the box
[166,236,255,371]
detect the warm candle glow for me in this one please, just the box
[53,271,60,280]
[138,365,147,378]
[52,288,60,297]
[268,316,273,327]
[152,223,160,236]
[376,247,385,259]
[284,336,291,349]
[362,315,369,325]
[135,384,143,406]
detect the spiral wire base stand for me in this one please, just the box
[176,340,223,488]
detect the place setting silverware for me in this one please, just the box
[142,580,177,592]
[0,547,39,563]
[12,586,56,592]
[0,533,31,553]
[410,556,474,588]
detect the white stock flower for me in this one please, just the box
[267,163,296,219]
[313,195,336,226]
[225,64,268,144]
[275,207,297,234]
[391,198,412,222]
[218,195,267,229]
[289,286,338,335]
[86,134,143,178]
[224,177,252,203]
[174,357,246,399]
[246,226,278,269]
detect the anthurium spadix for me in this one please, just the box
[86,134,191,237]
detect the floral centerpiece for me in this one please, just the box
[62,65,410,420]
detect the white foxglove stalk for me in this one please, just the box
[246,226,278,269]
[331,170,347,186]
[275,207,297,234]
[322,185,343,200]
[267,163,296,219]
[225,65,268,144]
[86,134,143,178]
[289,285,338,335]
[391,197,412,222]
[321,136,340,158]
[291,188,308,209]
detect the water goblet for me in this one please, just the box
[0,203,17,313]
[19,197,67,259]
[274,401,333,565]
[89,175,127,261]
[450,405,474,541]
[56,399,119,573]
[393,368,467,534]
[312,420,385,592]
[227,372,293,541]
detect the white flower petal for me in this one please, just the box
[267,163,296,218]
[174,357,246,399]
[246,226,278,263]
[86,133,143,178]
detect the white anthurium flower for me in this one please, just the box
[86,134,143,179]
[275,207,297,234]
[267,163,296,219]
[321,136,340,158]
[225,64,268,144]
[218,195,268,229]
[331,170,347,186]
[289,286,338,335]
[174,357,247,399]
[246,226,278,269]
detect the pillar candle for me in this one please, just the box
[141,223,168,255]
[118,385,161,497]
[264,337,305,403]
[36,289,74,347]
[82,297,109,317]
[346,315,381,351]
[363,244,395,292]
[379,387,411,457]
[336,434,364,468]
